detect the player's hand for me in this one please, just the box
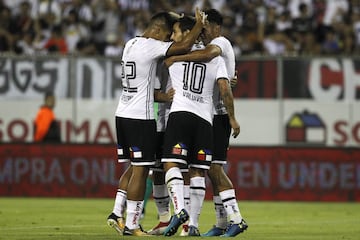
[195,7,207,25]
[230,70,238,88]
[229,118,240,138]
[166,88,175,102]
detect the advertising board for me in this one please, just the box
[1,144,359,201]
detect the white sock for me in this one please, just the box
[113,189,127,217]
[184,184,190,214]
[219,189,242,224]
[125,200,144,230]
[153,184,171,222]
[188,176,205,228]
[213,195,227,229]
[165,167,184,214]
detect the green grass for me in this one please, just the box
[0,198,359,239]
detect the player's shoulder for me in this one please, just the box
[146,37,173,47]
[126,36,171,47]
[210,36,231,48]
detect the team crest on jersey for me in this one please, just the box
[172,143,188,156]
[130,146,142,158]
[197,149,212,161]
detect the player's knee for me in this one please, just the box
[189,167,205,177]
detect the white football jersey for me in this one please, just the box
[210,36,235,115]
[115,37,173,120]
[154,61,172,132]
[169,44,228,125]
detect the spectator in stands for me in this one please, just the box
[15,31,36,54]
[321,27,340,54]
[34,10,57,46]
[264,0,287,15]
[300,31,321,55]
[352,11,360,53]
[75,38,99,55]
[104,33,123,56]
[0,0,360,57]
[63,9,90,53]
[292,3,315,53]
[34,91,61,143]
[241,2,263,54]
[264,6,277,36]
[276,10,293,34]
[322,0,349,28]
[0,6,14,52]
[263,29,294,55]
[340,23,355,55]
[288,0,314,19]
[12,1,34,39]
[312,0,327,43]
[63,0,93,26]
[38,0,62,25]
[43,24,68,54]
[91,0,120,54]
[3,0,29,15]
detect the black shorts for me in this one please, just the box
[115,116,156,166]
[161,111,213,170]
[152,131,165,172]
[212,114,231,164]
[152,131,189,173]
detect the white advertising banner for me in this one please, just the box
[0,57,123,100]
[1,100,359,147]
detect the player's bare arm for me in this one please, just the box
[154,88,175,102]
[230,70,238,88]
[217,78,240,138]
[165,44,221,67]
[166,8,206,56]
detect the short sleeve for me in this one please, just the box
[215,57,229,81]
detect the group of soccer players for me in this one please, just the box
[106,7,248,237]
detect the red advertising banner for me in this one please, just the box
[1,144,359,201]
[226,147,360,202]
[0,144,125,198]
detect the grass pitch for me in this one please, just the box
[0,197,359,240]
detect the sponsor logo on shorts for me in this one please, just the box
[197,149,212,161]
[172,143,188,156]
[130,146,142,158]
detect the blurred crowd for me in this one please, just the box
[1,0,360,58]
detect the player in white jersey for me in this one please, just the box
[146,61,174,235]
[164,9,248,237]
[161,16,240,237]
[107,10,206,236]
[147,43,191,238]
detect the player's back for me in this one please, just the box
[115,37,172,120]
[169,45,228,125]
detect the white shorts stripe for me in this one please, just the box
[188,163,210,170]
[161,158,187,165]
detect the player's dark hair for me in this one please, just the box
[204,9,223,26]
[178,16,196,32]
[150,12,178,32]
[44,91,54,100]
